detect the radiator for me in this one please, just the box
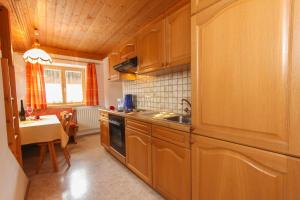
[76,106,99,133]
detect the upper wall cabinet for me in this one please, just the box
[119,38,136,63]
[191,0,300,156]
[108,52,121,80]
[166,4,191,68]
[137,3,191,74]
[137,19,166,74]
[108,52,136,81]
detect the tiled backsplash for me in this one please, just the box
[123,69,192,114]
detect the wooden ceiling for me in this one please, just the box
[0,0,182,60]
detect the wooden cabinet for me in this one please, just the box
[166,4,191,67]
[137,3,191,74]
[191,0,300,156]
[108,52,121,81]
[191,135,300,200]
[108,52,136,81]
[119,38,136,62]
[125,120,191,199]
[152,137,191,200]
[137,19,166,74]
[126,126,152,185]
[100,112,109,150]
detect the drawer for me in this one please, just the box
[126,119,151,136]
[100,111,108,119]
[152,125,190,148]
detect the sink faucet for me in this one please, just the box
[181,98,191,116]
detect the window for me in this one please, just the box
[44,66,85,105]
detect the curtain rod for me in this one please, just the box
[52,57,102,64]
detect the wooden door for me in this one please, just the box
[137,19,166,73]
[191,0,300,156]
[166,3,191,67]
[100,119,109,150]
[108,52,120,80]
[152,137,190,200]
[191,135,300,200]
[126,128,152,185]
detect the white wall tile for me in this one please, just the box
[122,69,191,114]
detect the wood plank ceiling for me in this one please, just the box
[0,0,181,59]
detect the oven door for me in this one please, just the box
[109,115,125,156]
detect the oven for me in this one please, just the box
[109,114,126,157]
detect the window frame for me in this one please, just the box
[44,65,86,107]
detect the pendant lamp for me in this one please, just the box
[23,29,52,65]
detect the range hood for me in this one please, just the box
[113,57,137,74]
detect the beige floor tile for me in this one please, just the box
[23,134,163,200]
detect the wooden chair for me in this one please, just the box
[36,114,71,173]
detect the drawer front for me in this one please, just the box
[100,111,108,119]
[152,125,190,148]
[126,119,151,136]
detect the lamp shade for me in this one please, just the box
[23,48,52,65]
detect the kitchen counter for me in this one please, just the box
[98,108,191,132]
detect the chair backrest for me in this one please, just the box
[61,114,72,136]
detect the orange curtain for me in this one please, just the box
[86,63,99,106]
[25,62,47,109]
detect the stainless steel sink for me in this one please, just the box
[164,116,191,124]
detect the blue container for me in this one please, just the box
[124,94,134,112]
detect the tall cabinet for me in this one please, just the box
[191,0,300,199]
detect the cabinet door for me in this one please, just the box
[137,19,166,73]
[119,38,136,62]
[166,3,191,67]
[100,119,109,149]
[152,137,191,200]
[191,0,300,155]
[126,128,152,185]
[191,135,300,200]
[108,52,120,80]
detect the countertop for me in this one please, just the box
[98,108,191,133]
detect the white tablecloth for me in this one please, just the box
[20,115,68,147]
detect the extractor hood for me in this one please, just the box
[113,57,137,74]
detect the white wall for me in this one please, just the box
[102,57,123,108]
[0,58,28,200]
[14,53,26,105]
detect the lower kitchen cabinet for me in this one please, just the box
[100,115,109,150]
[152,137,191,200]
[191,135,300,200]
[125,127,152,185]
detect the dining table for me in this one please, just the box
[19,115,68,172]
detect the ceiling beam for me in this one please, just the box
[15,46,104,61]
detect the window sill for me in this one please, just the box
[47,103,86,108]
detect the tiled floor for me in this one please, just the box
[23,134,163,200]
